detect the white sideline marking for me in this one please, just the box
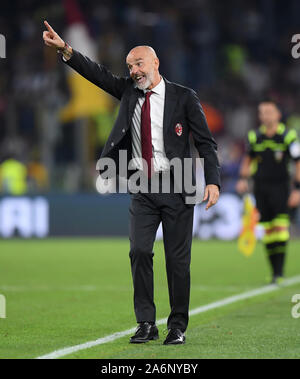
[36,275,300,359]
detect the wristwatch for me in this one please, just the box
[57,41,72,60]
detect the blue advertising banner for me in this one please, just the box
[0,194,299,239]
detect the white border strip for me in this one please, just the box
[36,275,300,359]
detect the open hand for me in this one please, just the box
[43,20,65,49]
[203,184,220,210]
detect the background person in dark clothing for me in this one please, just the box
[236,102,300,284]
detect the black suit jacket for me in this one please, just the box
[63,50,221,192]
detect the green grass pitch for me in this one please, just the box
[0,238,300,359]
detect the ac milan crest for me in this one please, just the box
[175,123,183,136]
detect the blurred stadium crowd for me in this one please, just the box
[1,0,300,194]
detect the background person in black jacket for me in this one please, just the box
[43,20,220,345]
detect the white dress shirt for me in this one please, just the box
[131,77,170,172]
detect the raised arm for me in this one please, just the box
[42,20,128,100]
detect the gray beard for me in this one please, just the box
[135,71,154,90]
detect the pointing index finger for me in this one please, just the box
[44,20,55,34]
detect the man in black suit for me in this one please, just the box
[43,20,220,345]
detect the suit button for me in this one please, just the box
[122,129,126,133]
[111,142,114,147]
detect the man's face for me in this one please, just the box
[258,103,281,126]
[126,48,158,90]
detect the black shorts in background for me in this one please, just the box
[254,182,289,223]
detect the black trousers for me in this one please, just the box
[128,174,194,332]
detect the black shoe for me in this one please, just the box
[130,322,159,344]
[271,275,284,285]
[163,329,185,345]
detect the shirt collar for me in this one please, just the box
[144,76,165,96]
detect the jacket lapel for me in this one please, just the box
[127,87,142,127]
